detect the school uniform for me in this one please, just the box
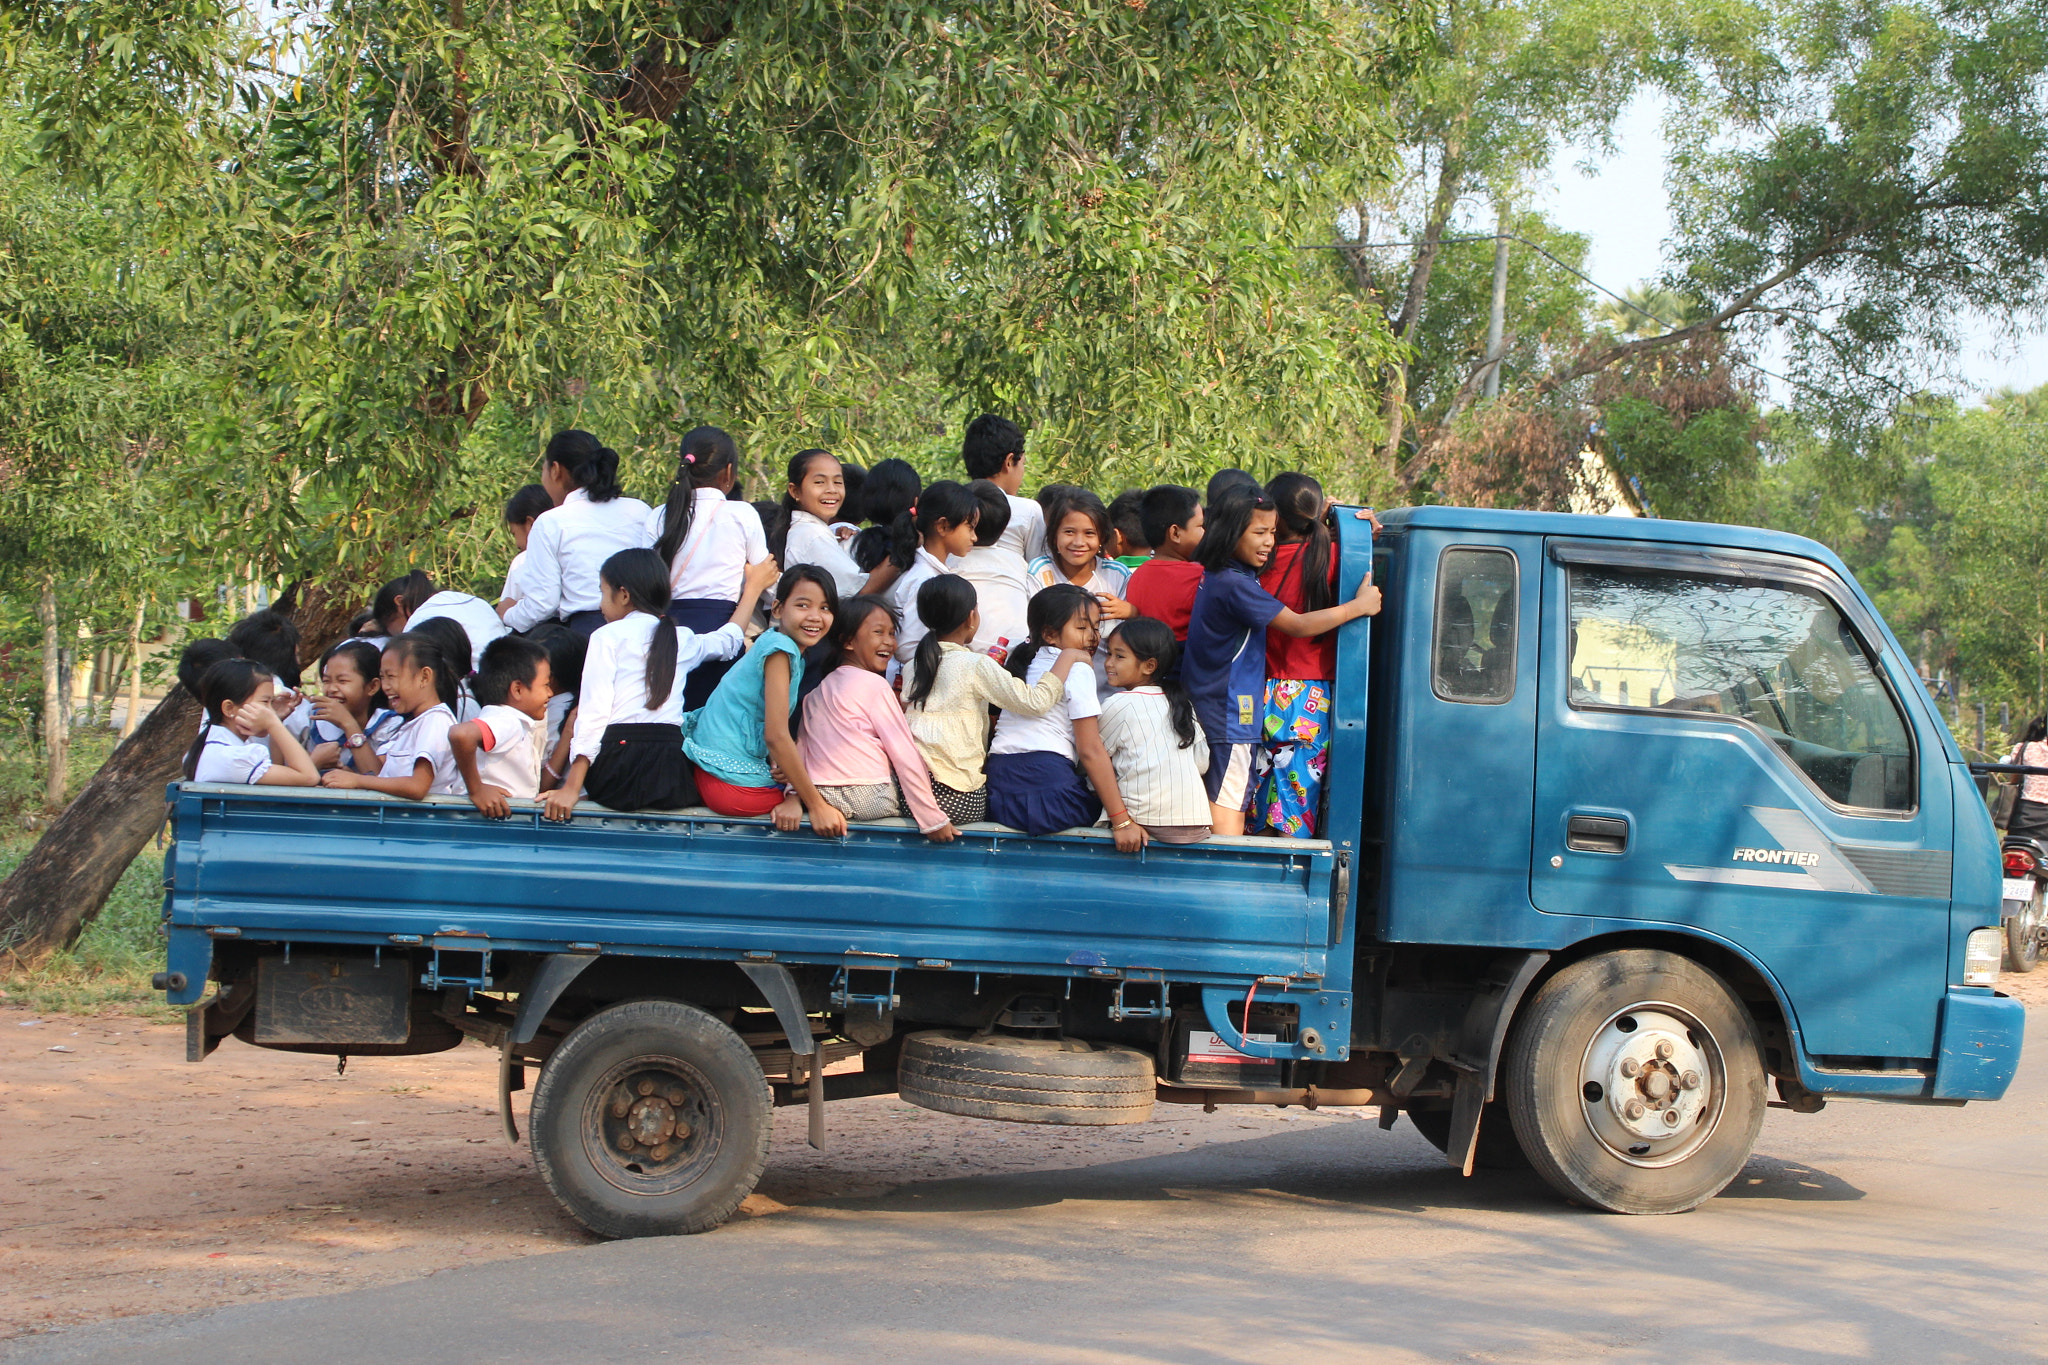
[502,488,655,635]
[1098,688,1211,843]
[500,550,532,606]
[575,613,747,811]
[1183,562,1285,813]
[891,546,954,666]
[684,629,806,816]
[986,651,1103,835]
[408,591,508,672]
[784,508,868,600]
[191,726,275,784]
[905,643,1068,825]
[951,545,1032,663]
[378,704,464,796]
[311,708,403,773]
[1000,493,1048,563]
[648,489,770,708]
[469,704,547,800]
[1026,554,1129,687]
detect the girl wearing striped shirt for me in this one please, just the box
[1099,617,1211,843]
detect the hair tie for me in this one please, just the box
[682,453,696,466]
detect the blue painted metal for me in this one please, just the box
[1931,987,2026,1101]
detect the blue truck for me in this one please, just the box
[157,506,2026,1235]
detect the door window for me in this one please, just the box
[1566,565,1914,812]
[1433,548,1518,704]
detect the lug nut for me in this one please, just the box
[649,1145,670,1161]
[1624,1099,1646,1120]
[1619,1058,1640,1077]
[1654,1039,1674,1061]
[610,1096,630,1119]
[667,1090,687,1106]
[1663,1110,1681,1126]
[637,1079,656,1097]
[616,1131,635,1151]
[1681,1071,1701,1091]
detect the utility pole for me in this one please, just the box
[1483,201,1509,399]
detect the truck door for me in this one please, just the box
[1530,541,1952,1061]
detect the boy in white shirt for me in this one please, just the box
[450,636,554,818]
[952,481,1032,663]
[963,413,1046,562]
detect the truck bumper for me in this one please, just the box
[1930,986,2026,1101]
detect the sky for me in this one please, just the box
[1536,97,2048,404]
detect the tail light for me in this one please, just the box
[2005,849,2038,877]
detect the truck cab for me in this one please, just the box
[159,505,2024,1235]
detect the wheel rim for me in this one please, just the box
[2027,890,2046,947]
[1577,1003,1725,1169]
[581,1053,725,1197]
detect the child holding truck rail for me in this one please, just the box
[450,635,555,817]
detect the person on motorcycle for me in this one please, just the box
[2002,714,2048,838]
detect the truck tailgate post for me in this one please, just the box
[500,951,597,1145]
[739,962,826,1150]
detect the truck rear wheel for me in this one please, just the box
[1504,950,1765,1214]
[899,1031,1155,1125]
[528,1000,771,1238]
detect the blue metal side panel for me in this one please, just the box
[166,790,1334,986]
[1932,987,2026,1100]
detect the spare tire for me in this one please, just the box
[899,1031,1155,1125]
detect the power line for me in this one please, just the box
[1297,233,1819,398]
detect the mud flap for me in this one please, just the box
[500,952,598,1145]
[1445,952,1549,1175]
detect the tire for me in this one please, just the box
[899,1031,1155,1125]
[1503,950,1766,1215]
[1406,1102,1532,1171]
[2005,889,2043,974]
[528,999,772,1239]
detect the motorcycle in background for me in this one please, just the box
[2002,835,2047,973]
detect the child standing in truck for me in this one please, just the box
[985,584,1143,849]
[1124,484,1205,646]
[1183,490,1380,836]
[1254,472,1341,838]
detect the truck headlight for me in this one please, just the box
[1964,928,2003,986]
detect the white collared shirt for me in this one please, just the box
[783,508,868,599]
[951,545,1032,661]
[407,591,508,672]
[499,550,531,605]
[378,704,463,795]
[192,726,273,784]
[1002,493,1047,562]
[571,612,748,765]
[1098,686,1211,827]
[891,546,954,661]
[472,704,547,799]
[503,488,654,631]
[646,489,769,603]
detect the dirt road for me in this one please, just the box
[6,970,2043,1344]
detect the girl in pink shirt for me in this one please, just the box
[797,596,958,841]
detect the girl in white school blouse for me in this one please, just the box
[500,431,653,638]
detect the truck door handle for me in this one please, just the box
[1565,815,1630,855]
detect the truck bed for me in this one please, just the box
[167,786,1340,987]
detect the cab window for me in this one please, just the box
[1566,565,1915,812]
[1432,547,1518,704]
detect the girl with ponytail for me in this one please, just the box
[502,430,655,637]
[543,547,777,818]
[184,658,321,787]
[771,447,900,600]
[1255,472,1339,837]
[320,633,465,799]
[792,596,956,840]
[901,575,1087,828]
[1098,617,1212,843]
[886,478,980,669]
[645,426,775,708]
[984,584,1144,850]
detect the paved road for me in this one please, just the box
[10,1049,2046,1365]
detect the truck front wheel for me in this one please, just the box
[529,1000,772,1238]
[1504,950,1766,1214]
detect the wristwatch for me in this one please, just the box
[345,731,368,750]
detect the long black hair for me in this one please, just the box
[600,548,678,709]
[372,570,436,634]
[320,639,388,712]
[905,575,978,709]
[852,458,920,571]
[1194,487,1277,574]
[544,429,624,502]
[1265,472,1333,613]
[408,616,473,687]
[654,425,740,566]
[504,483,553,527]
[1116,617,1197,749]
[1040,486,1112,564]
[384,632,459,713]
[767,447,837,562]
[820,594,898,682]
[182,657,271,779]
[773,563,842,630]
[2016,714,2048,748]
[888,478,978,568]
[1007,583,1096,682]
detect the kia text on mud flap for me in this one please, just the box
[157,507,2024,1235]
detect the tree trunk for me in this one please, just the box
[0,683,200,965]
[37,577,67,810]
[1380,132,1466,469]
[122,598,147,739]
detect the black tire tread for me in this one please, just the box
[898,1030,1156,1126]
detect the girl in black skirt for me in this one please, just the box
[543,547,779,818]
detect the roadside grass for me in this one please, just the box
[0,729,179,1019]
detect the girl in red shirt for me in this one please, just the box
[1256,473,1340,836]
